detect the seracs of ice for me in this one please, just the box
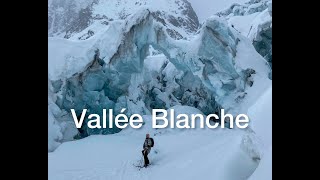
[48,79,79,151]
[48,9,270,150]
[218,0,272,78]
[249,5,272,71]
[216,0,270,17]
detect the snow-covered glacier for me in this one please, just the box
[49,8,269,142]
[49,0,272,179]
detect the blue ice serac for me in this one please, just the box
[49,0,272,138]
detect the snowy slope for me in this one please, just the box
[247,85,272,180]
[49,94,271,180]
[248,85,272,148]
[228,12,260,37]
[248,146,271,180]
[49,109,259,180]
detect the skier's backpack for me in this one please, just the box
[150,138,154,147]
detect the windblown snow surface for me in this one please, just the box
[48,0,272,179]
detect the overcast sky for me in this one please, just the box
[188,0,248,22]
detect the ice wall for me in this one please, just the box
[48,9,269,149]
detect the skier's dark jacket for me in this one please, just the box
[143,138,154,149]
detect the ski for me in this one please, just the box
[133,164,146,170]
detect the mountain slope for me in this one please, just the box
[48,0,199,40]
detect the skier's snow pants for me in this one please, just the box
[142,148,151,166]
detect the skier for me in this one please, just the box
[142,133,154,167]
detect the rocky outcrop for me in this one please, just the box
[48,0,200,40]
